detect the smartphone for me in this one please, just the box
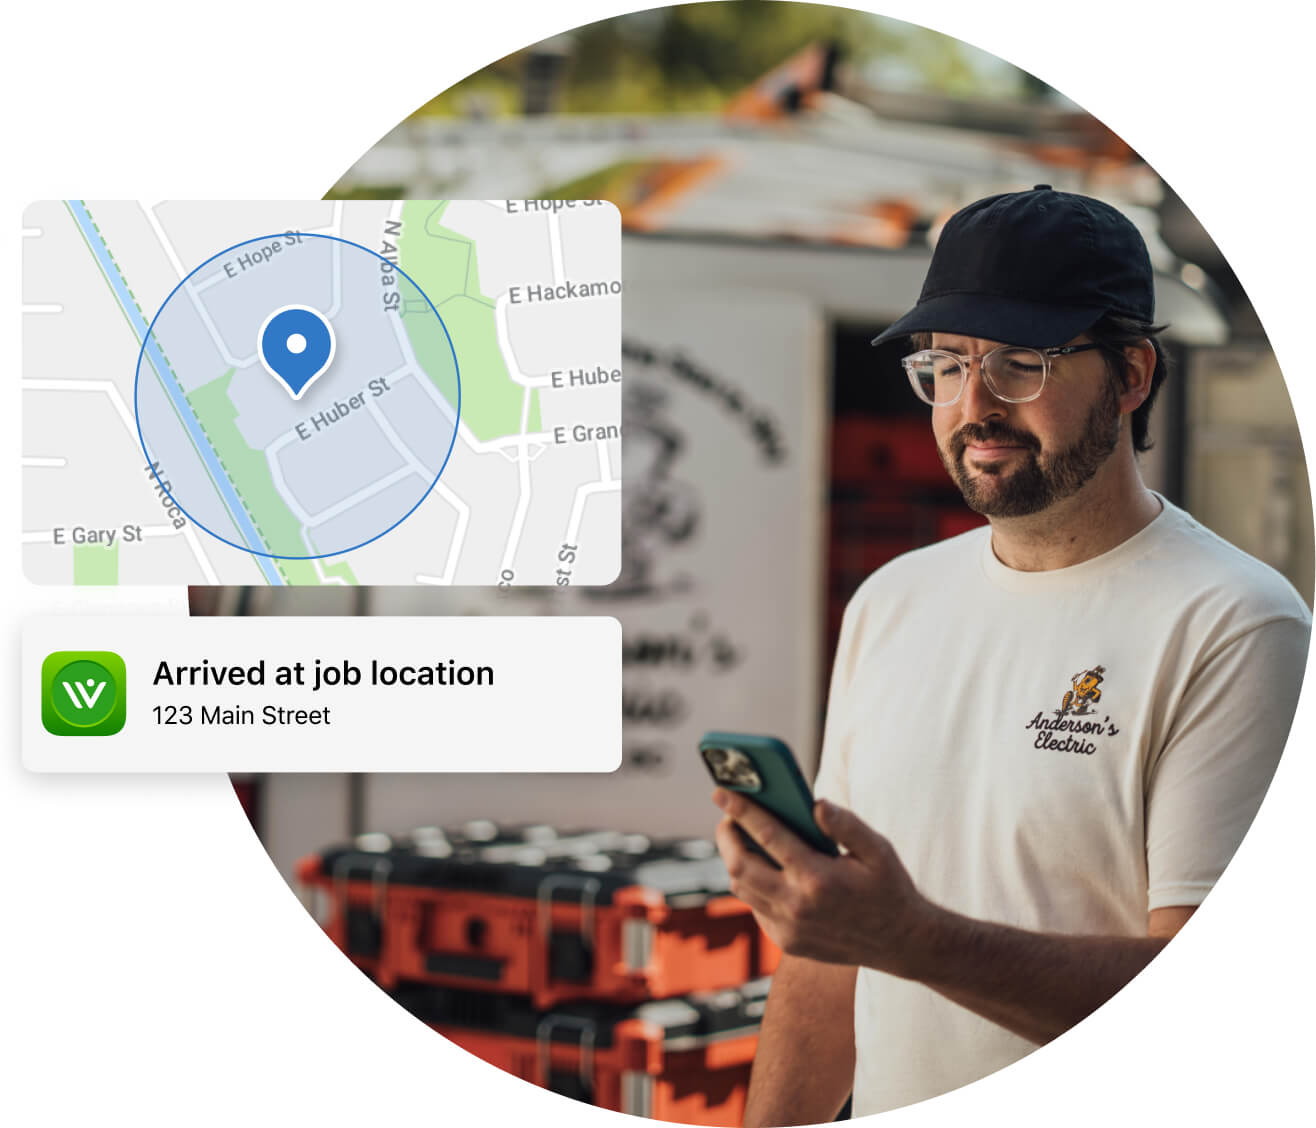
[699,731,838,857]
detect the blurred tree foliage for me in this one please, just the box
[411,1,1026,118]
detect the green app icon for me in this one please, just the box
[41,651,127,736]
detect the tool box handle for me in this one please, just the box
[536,873,602,943]
[331,855,392,918]
[535,873,603,993]
[535,1013,597,1095]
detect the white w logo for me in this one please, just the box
[61,679,106,710]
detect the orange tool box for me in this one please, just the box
[297,823,780,1007]
[394,977,770,1125]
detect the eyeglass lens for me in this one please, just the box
[907,348,1046,405]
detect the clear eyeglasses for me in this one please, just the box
[901,342,1105,406]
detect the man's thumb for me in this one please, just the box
[815,799,885,862]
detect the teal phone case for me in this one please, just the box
[700,731,839,856]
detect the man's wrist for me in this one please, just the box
[883,895,958,983]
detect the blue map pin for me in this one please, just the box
[257,305,336,399]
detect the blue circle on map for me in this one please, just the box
[133,231,462,563]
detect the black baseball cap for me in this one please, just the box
[871,185,1155,349]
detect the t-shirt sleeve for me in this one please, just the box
[1146,613,1311,911]
[812,581,873,811]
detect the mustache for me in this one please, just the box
[951,422,1040,457]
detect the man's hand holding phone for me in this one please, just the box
[712,787,937,978]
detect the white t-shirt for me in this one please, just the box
[813,495,1311,1116]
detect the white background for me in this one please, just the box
[5,1,1313,1125]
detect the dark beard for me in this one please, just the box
[941,379,1121,518]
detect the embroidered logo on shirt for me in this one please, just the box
[1022,665,1121,755]
[1060,666,1105,716]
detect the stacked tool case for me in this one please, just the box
[298,822,778,1123]
[394,979,769,1122]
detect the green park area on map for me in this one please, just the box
[397,200,542,440]
[73,542,118,585]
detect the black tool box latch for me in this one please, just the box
[536,874,602,984]
[537,1014,597,1101]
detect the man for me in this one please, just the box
[712,186,1311,1123]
